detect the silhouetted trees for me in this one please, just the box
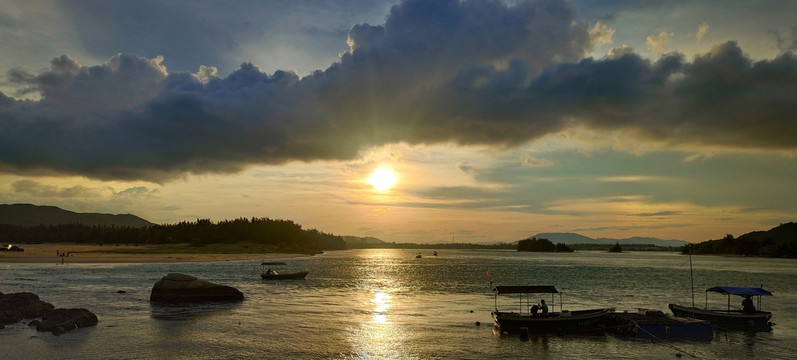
[517,237,573,252]
[608,242,622,253]
[681,223,797,258]
[0,217,346,252]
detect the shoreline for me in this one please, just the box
[0,243,309,264]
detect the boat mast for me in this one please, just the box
[689,245,695,308]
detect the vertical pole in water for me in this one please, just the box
[689,245,695,308]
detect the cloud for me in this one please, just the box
[696,22,709,41]
[646,31,673,55]
[0,0,796,183]
[114,186,159,198]
[629,211,680,217]
[770,26,797,54]
[522,154,553,167]
[11,179,101,198]
[589,21,615,46]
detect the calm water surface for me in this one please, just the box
[1,249,796,359]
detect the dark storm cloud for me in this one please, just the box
[1,0,796,182]
[55,0,392,75]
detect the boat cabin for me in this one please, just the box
[492,285,563,315]
[704,286,772,313]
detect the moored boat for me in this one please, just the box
[491,285,613,334]
[669,286,773,332]
[260,262,309,280]
[609,308,713,341]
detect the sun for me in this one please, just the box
[367,167,397,191]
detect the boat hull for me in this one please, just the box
[260,271,309,280]
[668,303,772,332]
[492,308,612,334]
[609,311,714,341]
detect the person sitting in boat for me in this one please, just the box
[742,295,755,313]
[540,299,549,317]
[530,304,539,316]
[265,269,274,275]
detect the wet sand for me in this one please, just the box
[0,243,307,264]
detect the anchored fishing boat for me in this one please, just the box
[259,262,309,280]
[491,285,613,333]
[609,308,714,341]
[669,286,773,332]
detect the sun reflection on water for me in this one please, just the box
[348,250,409,359]
[372,291,391,324]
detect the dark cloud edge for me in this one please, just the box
[0,0,795,183]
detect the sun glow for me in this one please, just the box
[367,168,396,191]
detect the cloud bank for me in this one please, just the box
[1,0,796,182]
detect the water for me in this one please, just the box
[1,249,796,359]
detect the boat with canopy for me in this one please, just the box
[491,285,613,333]
[669,286,773,331]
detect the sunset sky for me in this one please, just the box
[1,0,795,244]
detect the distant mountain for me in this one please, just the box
[343,235,386,246]
[0,204,153,228]
[528,232,687,247]
[533,233,595,244]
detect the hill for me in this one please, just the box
[0,204,153,228]
[530,232,687,247]
[687,222,797,257]
[343,236,386,246]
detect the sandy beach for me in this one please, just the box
[0,243,307,264]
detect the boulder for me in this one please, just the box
[0,292,55,325]
[150,273,244,303]
[36,308,98,334]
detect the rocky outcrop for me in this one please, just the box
[150,273,244,303]
[0,292,55,325]
[1,292,97,334]
[37,308,99,335]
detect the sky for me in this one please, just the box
[1,0,796,244]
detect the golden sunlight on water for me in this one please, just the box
[349,289,409,358]
[346,252,411,359]
[372,291,391,324]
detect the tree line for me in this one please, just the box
[682,231,797,258]
[0,217,346,252]
[517,238,573,252]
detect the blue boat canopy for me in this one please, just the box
[706,286,773,296]
[493,285,559,294]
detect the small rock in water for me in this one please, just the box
[475,321,481,326]
[117,290,127,294]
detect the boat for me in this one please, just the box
[433,251,438,256]
[608,308,713,341]
[260,262,309,280]
[668,286,773,332]
[415,253,422,258]
[491,285,613,333]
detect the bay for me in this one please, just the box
[1,249,796,359]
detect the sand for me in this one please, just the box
[0,243,307,264]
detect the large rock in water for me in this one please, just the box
[37,308,98,335]
[0,292,55,325]
[150,273,244,303]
